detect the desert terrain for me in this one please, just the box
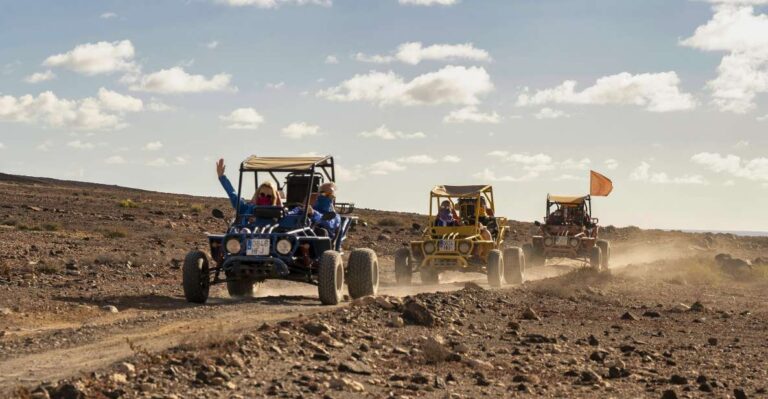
[1,173,767,399]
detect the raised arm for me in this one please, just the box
[216,158,247,213]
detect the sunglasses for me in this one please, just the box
[259,193,273,199]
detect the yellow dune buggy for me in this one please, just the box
[394,185,525,287]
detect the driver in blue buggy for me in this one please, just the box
[216,158,340,238]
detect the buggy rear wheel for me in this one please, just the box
[504,247,525,285]
[487,249,504,288]
[590,246,603,271]
[347,248,379,299]
[182,251,210,304]
[420,268,440,285]
[227,279,256,298]
[318,250,344,305]
[596,240,611,269]
[394,248,412,286]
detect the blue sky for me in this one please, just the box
[1,0,768,231]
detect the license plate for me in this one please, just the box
[555,237,569,246]
[438,240,455,252]
[246,239,270,256]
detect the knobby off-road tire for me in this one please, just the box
[420,268,440,285]
[487,249,504,288]
[394,248,412,285]
[227,279,256,298]
[347,248,379,299]
[503,247,525,285]
[596,240,611,269]
[318,251,344,305]
[590,246,603,271]
[183,251,210,304]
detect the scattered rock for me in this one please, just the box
[521,307,541,321]
[670,374,688,385]
[661,389,679,399]
[707,337,718,346]
[338,361,372,376]
[463,282,484,291]
[402,300,435,327]
[422,335,450,363]
[734,388,748,399]
[329,377,365,392]
[375,296,395,310]
[690,301,706,312]
[587,334,599,346]
[620,312,639,321]
[303,322,331,336]
[643,310,662,318]
[102,305,119,314]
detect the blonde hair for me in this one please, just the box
[256,181,280,206]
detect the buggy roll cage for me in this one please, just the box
[234,156,336,224]
[545,194,595,224]
[428,185,496,229]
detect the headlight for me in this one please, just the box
[239,228,251,235]
[226,238,241,254]
[423,241,436,254]
[569,238,580,247]
[458,241,472,254]
[544,237,554,247]
[276,239,292,255]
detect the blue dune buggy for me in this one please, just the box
[182,156,379,305]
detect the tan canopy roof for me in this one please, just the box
[431,185,491,197]
[241,156,332,171]
[548,195,588,205]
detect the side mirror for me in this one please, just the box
[534,220,541,226]
[212,208,225,219]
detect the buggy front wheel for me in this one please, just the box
[183,251,210,304]
[394,248,412,285]
[589,246,603,271]
[318,251,344,305]
[227,279,257,298]
[504,247,525,285]
[420,268,440,285]
[596,240,611,269]
[347,248,379,299]
[487,249,504,288]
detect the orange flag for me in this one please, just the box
[590,170,613,196]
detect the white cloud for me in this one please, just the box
[143,141,163,151]
[630,161,707,184]
[560,158,592,170]
[691,152,768,181]
[0,142,5,149]
[0,90,143,130]
[359,125,426,140]
[443,155,461,163]
[281,122,320,139]
[681,5,768,113]
[369,160,406,175]
[399,0,458,6]
[318,65,493,106]
[518,72,696,112]
[100,12,117,19]
[534,107,570,119]
[146,157,188,167]
[44,40,136,76]
[216,0,332,8]
[206,40,219,49]
[36,140,54,152]
[104,155,126,164]
[472,168,537,182]
[443,106,500,124]
[336,164,365,182]
[733,140,750,149]
[130,67,235,93]
[147,99,172,112]
[397,155,437,164]
[605,159,619,170]
[758,114,768,121]
[221,108,264,130]
[356,42,490,65]
[266,81,285,89]
[97,88,143,112]
[325,55,339,64]
[66,140,95,150]
[24,70,56,84]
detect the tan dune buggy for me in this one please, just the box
[394,185,525,287]
[524,194,610,270]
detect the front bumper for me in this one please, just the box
[221,256,291,279]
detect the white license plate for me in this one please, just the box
[246,239,270,256]
[438,240,455,252]
[555,237,569,246]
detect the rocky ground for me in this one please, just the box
[1,173,767,398]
